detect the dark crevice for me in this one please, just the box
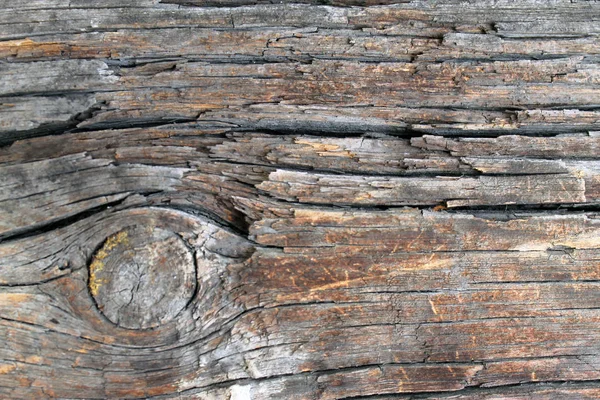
[207,156,478,178]
[4,101,600,147]
[0,194,133,243]
[245,126,414,138]
[253,193,600,213]
[0,101,105,147]
[154,203,251,237]
[0,192,253,246]
[253,190,600,218]
[69,116,201,134]
[447,203,600,216]
[0,273,74,288]
[0,89,121,99]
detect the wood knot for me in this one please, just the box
[89,225,196,330]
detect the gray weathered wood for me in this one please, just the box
[3,1,600,399]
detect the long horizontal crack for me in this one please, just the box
[0,194,133,243]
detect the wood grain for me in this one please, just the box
[2,0,600,398]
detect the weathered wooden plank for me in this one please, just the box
[414,133,600,158]
[0,95,98,143]
[4,1,600,399]
[2,2,600,141]
[258,170,587,206]
[252,208,600,250]
[0,153,189,237]
[52,59,600,133]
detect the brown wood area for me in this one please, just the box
[3,1,600,398]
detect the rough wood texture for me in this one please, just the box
[2,0,600,398]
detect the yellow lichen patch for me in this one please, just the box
[89,231,129,297]
[88,260,105,297]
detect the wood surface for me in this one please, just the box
[2,0,600,398]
